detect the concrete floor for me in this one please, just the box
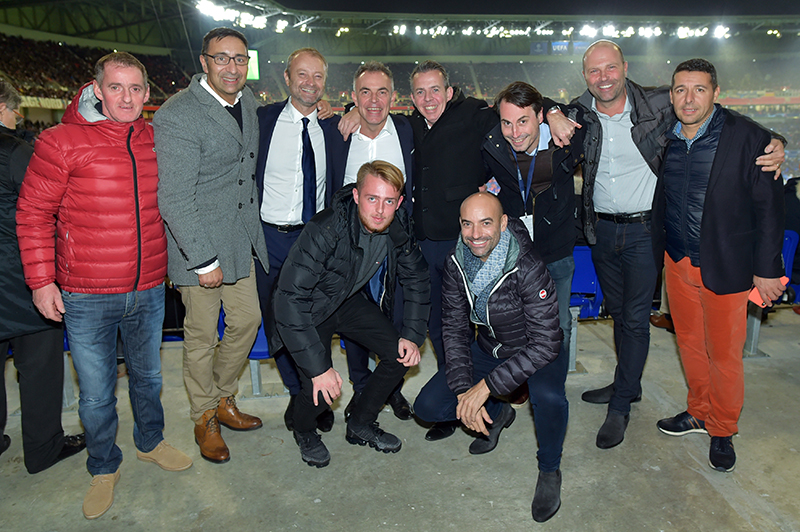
[2,307,799,532]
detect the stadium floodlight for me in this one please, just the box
[416,25,422,35]
[562,26,574,36]
[196,0,237,22]
[579,25,597,38]
[714,25,730,39]
[399,25,406,35]
[638,26,661,38]
[196,0,268,29]
[602,25,619,38]
[276,19,288,33]
[462,26,474,36]
[767,29,782,38]
[620,26,635,38]
[335,27,349,37]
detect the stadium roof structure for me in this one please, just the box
[2,0,800,59]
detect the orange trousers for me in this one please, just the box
[664,255,749,437]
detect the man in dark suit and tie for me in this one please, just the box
[254,48,340,432]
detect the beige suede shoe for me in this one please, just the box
[82,470,120,519]
[136,440,193,472]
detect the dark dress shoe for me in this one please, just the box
[284,395,296,431]
[596,411,629,449]
[581,383,641,404]
[469,404,516,454]
[316,408,334,433]
[387,391,414,420]
[425,422,458,441]
[0,434,10,456]
[531,469,562,523]
[344,392,362,423]
[56,433,86,463]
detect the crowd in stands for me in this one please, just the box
[5,29,800,172]
[1,33,189,104]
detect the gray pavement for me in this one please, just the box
[2,307,799,532]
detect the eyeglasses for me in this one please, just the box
[203,53,249,66]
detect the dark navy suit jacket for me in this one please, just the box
[255,99,341,210]
[325,113,415,212]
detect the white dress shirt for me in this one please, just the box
[343,117,406,186]
[260,98,326,225]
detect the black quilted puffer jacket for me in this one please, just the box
[441,217,562,397]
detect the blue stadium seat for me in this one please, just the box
[570,246,604,319]
[218,308,271,397]
[783,230,799,303]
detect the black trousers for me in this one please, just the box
[342,278,405,394]
[1,327,66,474]
[293,295,407,432]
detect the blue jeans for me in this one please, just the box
[592,218,657,414]
[63,284,166,475]
[414,339,569,472]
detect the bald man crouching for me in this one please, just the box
[413,193,563,521]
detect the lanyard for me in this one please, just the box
[512,149,536,214]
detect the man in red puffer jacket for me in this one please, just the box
[16,52,191,520]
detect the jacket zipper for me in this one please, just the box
[485,267,518,356]
[452,254,519,358]
[127,126,142,291]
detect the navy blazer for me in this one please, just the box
[255,99,340,210]
[652,107,785,294]
[325,113,415,211]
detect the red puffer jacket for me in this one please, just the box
[16,83,167,294]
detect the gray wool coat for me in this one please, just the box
[153,74,268,286]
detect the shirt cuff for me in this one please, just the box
[194,259,220,275]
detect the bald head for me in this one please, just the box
[582,39,628,114]
[582,40,624,70]
[459,193,508,262]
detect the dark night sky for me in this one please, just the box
[278,0,800,18]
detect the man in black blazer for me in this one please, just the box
[652,59,785,473]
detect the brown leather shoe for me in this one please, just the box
[217,396,263,431]
[194,409,230,464]
[649,312,675,333]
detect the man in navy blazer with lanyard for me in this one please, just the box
[325,61,417,421]
[254,48,340,432]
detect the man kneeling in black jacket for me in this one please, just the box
[270,160,430,468]
[414,192,562,521]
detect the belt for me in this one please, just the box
[596,211,651,224]
[264,222,305,233]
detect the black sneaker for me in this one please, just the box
[709,436,736,472]
[293,430,330,468]
[346,422,401,453]
[657,411,707,436]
